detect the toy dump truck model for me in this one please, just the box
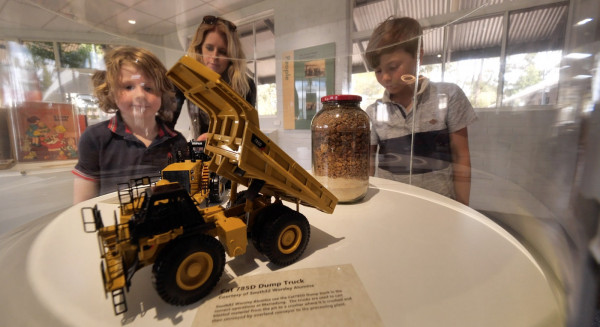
[161,139,227,204]
[81,56,338,315]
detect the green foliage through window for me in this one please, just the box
[59,43,107,69]
[23,41,57,94]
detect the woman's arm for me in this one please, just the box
[449,127,471,206]
[167,87,187,129]
[73,177,99,204]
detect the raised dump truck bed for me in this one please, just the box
[167,56,337,213]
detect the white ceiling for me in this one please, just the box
[0,0,570,78]
[0,0,265,37]
[0,0,277,83]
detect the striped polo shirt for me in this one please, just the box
[366,78,477,175]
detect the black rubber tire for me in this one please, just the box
[152,234,225,306]
[250,203,289,253]
[258,209,310,266]
[208,173,225,203]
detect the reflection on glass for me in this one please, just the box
[503,51,561,106]
[58,43,108,69]
[1,41,50,106]
[502,4,567,107]
[0,0,598,325]
[256,83,277,116]
[239,17,276,117]
[444,57,500,107]
[21,41,56,101]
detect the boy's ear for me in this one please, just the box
[419,46,424,59]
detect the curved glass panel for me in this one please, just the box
[0,0,599,326]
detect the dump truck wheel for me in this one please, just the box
[251,203,289,253]
[259,210,310,266]
[209,173,225,203]
[152,234,225,306]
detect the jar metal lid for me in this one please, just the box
[321,94,362,103]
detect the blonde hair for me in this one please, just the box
[92,46,176,122]
[187,20,250,97]
[365,16,423,70]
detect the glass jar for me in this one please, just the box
[311,95,370,203]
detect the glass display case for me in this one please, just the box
[0,0,598,326]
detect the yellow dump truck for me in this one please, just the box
[159,140,227,204]
[81,56,338,315]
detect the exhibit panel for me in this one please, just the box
[0,0,599,326]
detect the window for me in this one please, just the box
[502,51,561,106]
[501,5,567,106]
[350,1,569,109]
[239,16,276,116]
[58,43,110,69]
[21,41,57,97]
[257,83,277,115]
[444,57,500,108]
[1,41,53,105]
[442,16,503,108]
[13,41,114,123]
[349,71,382,108]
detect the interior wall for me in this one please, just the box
[263,0,352,170]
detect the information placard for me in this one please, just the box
[193,264,382,326]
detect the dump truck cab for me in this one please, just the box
[158,140,226,204]
[128,183,206,241]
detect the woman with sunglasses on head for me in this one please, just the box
[172,15,257,140]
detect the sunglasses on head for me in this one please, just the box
[202,15,237,32]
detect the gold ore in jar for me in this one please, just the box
[311,95,370,203]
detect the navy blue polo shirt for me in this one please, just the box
[73,113,187,196]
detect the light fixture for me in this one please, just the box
[574,75,592,80]
[575,18,593,26]
[565,53,592,60]
[128,19,136,25]
[436,54,441,58]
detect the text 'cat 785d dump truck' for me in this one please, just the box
[81,56,338,315]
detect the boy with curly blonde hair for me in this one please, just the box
[73,46,187,203]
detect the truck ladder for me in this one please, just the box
[98,227,128,313]
[111,288,127,315]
